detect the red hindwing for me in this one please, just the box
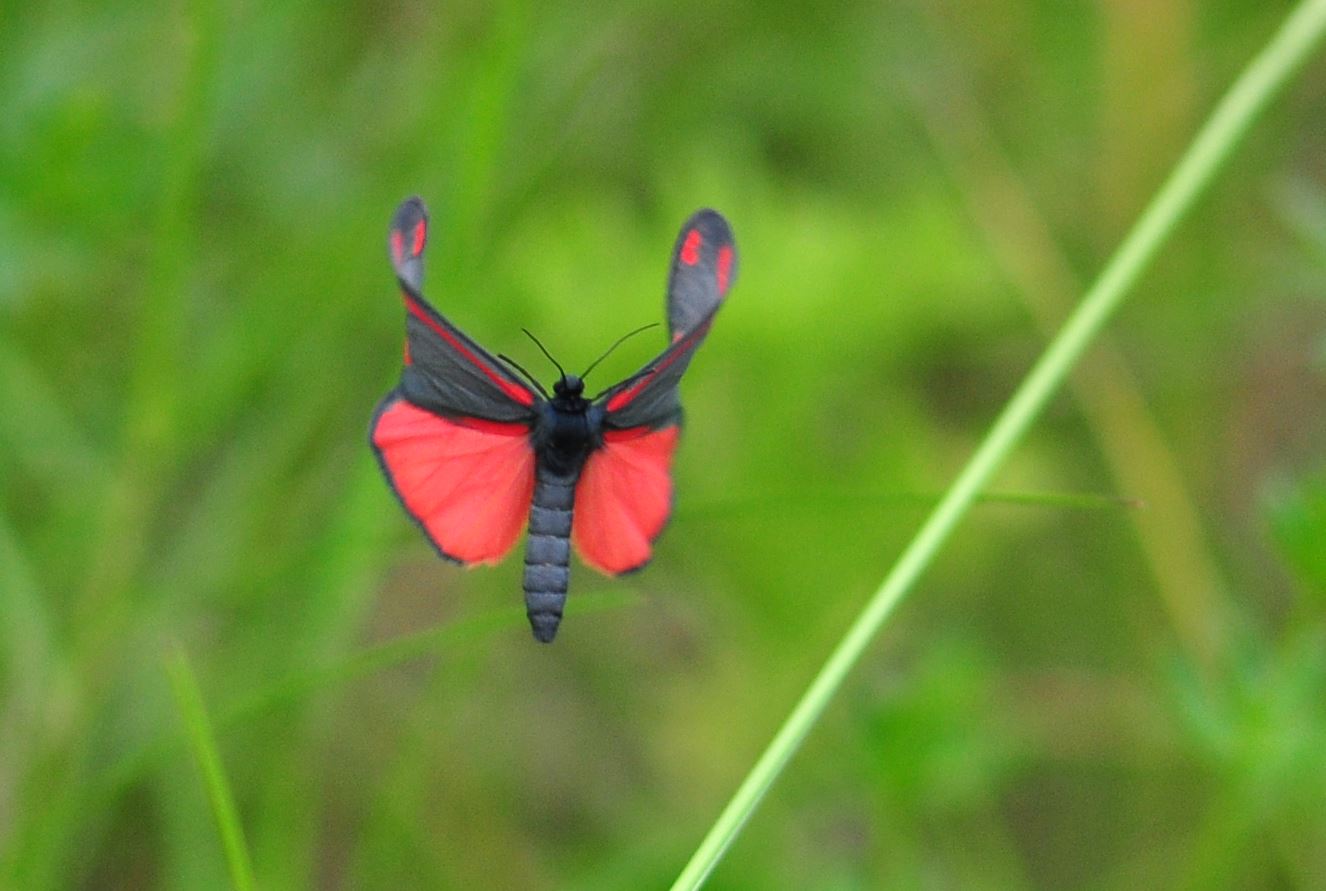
[371,396,535,565]
[572,425,680,574]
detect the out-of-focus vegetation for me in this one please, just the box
[2,2,1325,888]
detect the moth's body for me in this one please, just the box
[524,375,602,641]
[371,197,737,642]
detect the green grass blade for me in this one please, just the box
[165,648,256,891]
[32,587,640,849]
[670,1,1326,887]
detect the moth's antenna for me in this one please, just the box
[497,352,550,399]
[581,322,660,382]
[522,328,566,380]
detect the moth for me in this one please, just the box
[370,197,736,641]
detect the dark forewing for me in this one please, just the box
[594,208,737,430]
[666,208,737,337]
[388,197,540,423]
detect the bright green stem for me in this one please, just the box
[166,648,256,891]
[670,2,1326,887]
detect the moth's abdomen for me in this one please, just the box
[523,465,578,642]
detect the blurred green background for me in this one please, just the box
[3,1,1326,888]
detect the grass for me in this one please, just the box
[166,647,255,891]
[672,2,1326,884]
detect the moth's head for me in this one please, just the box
[553,374,584,398]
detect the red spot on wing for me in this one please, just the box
[573,425,680,574]
[403,294,536,407]
[411,219,427,256]
[716,245,733,294]
[403,339,412,365]
[390,230,405,264]
[372,398,535,564]
[680,229,701,265]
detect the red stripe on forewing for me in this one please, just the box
[403,294,536,407]
[716,245,733,294]
[372,398,534,565]
[390,230,404,264]
[573,424,679,574]
[604,321,709,413]
[680,229,701,265]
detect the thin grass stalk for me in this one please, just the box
[671,1,1326,886]
[166,649,256,891]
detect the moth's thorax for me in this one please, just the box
[535,382,601,475]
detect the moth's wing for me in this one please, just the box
[666,208,737,337]
[388,197,541,423]
[373,198,541,564]
[575,209,737,574]
[572,425,680,574]
[592,209,737,430]
[370,391,535,565]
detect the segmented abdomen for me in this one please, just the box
[523,462,579,642]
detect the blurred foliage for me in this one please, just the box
[2,1,1326,888]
